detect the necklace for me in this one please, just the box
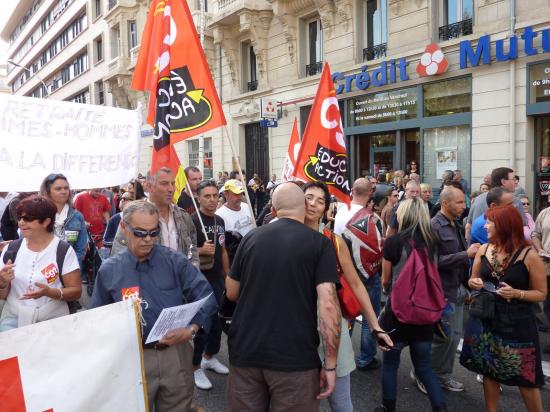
[489,246,510,280]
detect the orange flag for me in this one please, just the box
[293,63,351,206]
[282,118,301,182]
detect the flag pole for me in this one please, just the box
[222,125,257,227]
[184,177,209,240]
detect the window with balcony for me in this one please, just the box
[94,37,103,63]
[305,18,323,76]
[363,0,387,61]
[128,21,138,51]
[96,81,105,105]
[94,0,102,18]
[242,42,258,92]
[439,0,473,41]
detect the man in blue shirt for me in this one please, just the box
[470,187,515,245]
[92,200,217,412]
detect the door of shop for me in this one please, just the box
[245,122,269,182]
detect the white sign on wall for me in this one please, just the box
[260,98,279,119]
[0,94,141,191]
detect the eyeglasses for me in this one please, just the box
[17,215,38,222]
[522,202,530,206]
[45,173,67,182]
[126,223,161,238]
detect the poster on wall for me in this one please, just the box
[541,157,550,173]
[436,147,458,179]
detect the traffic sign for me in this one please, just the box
[259,119,278,127]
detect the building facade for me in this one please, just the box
[203,0,550,213]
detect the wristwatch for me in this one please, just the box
[189,325,199,339]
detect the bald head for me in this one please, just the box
[440,185,466,219]
[350,178,372,206]
[272,182,306,222]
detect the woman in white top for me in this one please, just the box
[0,195,81,331]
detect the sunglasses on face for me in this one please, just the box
[522,202,529,206]
[17,215,38,222]
[126,223,161,238]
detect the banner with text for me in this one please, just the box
[0,94,141,191]
[0,300,147,412]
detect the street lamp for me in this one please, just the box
[7,59,49,98]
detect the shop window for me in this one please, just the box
[203,137,213,179]
[305,18,323,76]
[423,77,471,117]
[188,140,200,167]
[535,116,550,214]
[363,0,387,61]
[439,0,473,41]
[423,125,470,196]
[349,87,418,126]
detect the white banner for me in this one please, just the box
[0,94,141,191]
[0,300,147,412]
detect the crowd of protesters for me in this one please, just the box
[0,163,548,412]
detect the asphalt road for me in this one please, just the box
[192,324,550,411]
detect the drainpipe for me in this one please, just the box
[509,0,516,170]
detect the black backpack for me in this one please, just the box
[3,239,79,314]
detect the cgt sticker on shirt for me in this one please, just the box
[121,286,140,301]
[41,263,59,284]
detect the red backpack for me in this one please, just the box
[323,229,361,320]
[342,208,384,280]
[390,241,446,325]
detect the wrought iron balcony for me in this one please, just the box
[247,80,258,92]
[306,62,323,76]
[362,43,387,62]
[439,18,473,41]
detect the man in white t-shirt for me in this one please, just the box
[216,180,254,238]
[333,178,372,235]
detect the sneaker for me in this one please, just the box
[201,356,229,375]
[440,378,465,392]
[357,358,380,371]
[409,369,428,395]
[194,368,213,390]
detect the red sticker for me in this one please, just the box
[121,286,140,301]
[41,263,59,284]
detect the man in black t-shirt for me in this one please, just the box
[177,166,202,215]
[225,183,341,411]
[191,180,231,391]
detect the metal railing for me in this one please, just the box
[247,80,258,92]
[362,43,387,61]
[439,18,473,41]
[305,61,323,76]
[129,45,140,66]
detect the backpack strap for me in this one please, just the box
[2,238,23,264]
[56,240,71,287]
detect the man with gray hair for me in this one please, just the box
[225,183,341,411]
[92,200,217,412]
[111,167,199,267]
[386,180,420,237]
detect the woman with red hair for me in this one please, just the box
[460,205,546,412]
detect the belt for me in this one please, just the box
[143,342,169,351]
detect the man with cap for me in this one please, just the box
[216,179,255,238]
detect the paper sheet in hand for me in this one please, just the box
[145,293,212,344]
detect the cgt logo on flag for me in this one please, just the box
[416,44,448,76]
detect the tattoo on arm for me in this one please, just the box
[318,283,341,362]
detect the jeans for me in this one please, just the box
[328,374,353,412]
[382,341,445,408]
[356,275,381,367]
[192,275,224,366]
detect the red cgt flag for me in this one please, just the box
[282,118,300,182]
[132,0,226,177]
[293,63,351,206]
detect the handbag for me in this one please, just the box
[218,291,236,335]
[199,230,216,271]
[326,229,361,320]
[469,290,495,320]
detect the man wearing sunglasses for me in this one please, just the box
[92,200,217,412]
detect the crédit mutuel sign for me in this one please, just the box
[332,26,550,95]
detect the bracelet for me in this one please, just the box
[519,290,525,300]
[58,288,64,301]
[322,361,337,372]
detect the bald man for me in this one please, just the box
[334,178,372,235]
[412,186,479,394]
[225,183,341,411]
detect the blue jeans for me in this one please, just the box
[356,275,381,367]
[382,341,445,408]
